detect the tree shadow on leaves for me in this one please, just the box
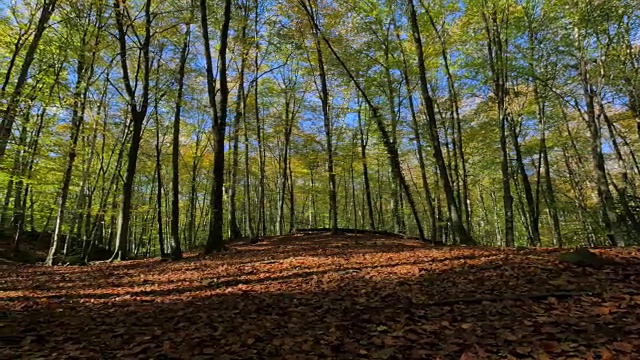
[3,236,640,359]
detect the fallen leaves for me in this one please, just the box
[611,341,634,353]
[1,233,639,359]
[539,340,561,353]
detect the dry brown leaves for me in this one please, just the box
[1,233,640,359]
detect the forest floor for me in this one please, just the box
[1,233,640,359]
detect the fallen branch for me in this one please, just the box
[426,291,596,306]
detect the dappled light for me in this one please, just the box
[2,233,639,358]
[1,0,640,357]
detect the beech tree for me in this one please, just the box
[1,0,639,265]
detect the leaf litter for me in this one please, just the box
[1,232,640,359]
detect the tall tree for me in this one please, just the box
[111,0,153,261]
[200,0,232,253]
[0,0,58,162]
[298,0,427,242]
[305,0,338,234]
[479,0,514,247]
[170,5,193,259]
[406,0,474,245]
[46,2,103,265]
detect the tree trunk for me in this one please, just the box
[398,35,438,242]
[307,3,338,235]
[227,59,244,240]
[277,87,295,235]
[383,33,405,234]
[187,131,202,250]
[46,58,89,265]
[111,0,152,261]
[508,116,540,246]
[242,94,256,241]
[288,156,295,233]
[424,10,471,232]
[200,0,231,253]
[524,6,562,247]
[154,104,166,258]
[406,0,472,244]
[481,6,514,247]
[0,0,58,161]
[578,54,621,246]
[170,15,192,259]
[357,99,375,230]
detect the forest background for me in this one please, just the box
[0,0,639,264]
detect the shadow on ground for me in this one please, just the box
[2,233,639,359]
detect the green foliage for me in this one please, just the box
[0,0,638,254]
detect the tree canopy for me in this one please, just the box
[0,0,639,262]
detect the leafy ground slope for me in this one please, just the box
[1,233,640,359]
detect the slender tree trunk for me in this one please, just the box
[200,0,232,253]
[350,134,358,229]
[46,60,89,265]
[1,145,22,228]
[307,2,338,234]
[154,104,166,257]
[252,0,267,237]
[310,168,317,227]
[0,0,58,161]
[383,34,404,234]
[242,95,256,241]
[481,5,514,247]
[288,157,295,233]
[111,0,153,261]
[187,131,201,249]
[228,3,250,240]
[508,116,540,246]
[170,15,192,259]
[227,56,244,240]
[277,95,294,235]
[113,112,145,261]
[406,0,472,244]
[535,87,561,247]
[11,117,30,244]
[578,54,621,246]
[398,36,438,242]
[357,100,375,230]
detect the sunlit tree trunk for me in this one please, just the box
[47,39,93,265]
[0,0,58,162]
[170,12,192,259]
